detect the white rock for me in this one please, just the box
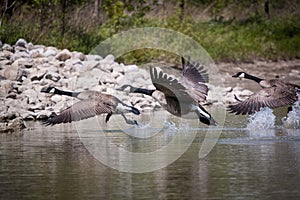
[45,72,61,82]
[10,51,29,62]
[36,110,54,119]
[64,76,78,89]
[139,69,150,79]
[111,71,122,79]
[125,71,143,82]
[2,44,13,52]
[73,63,86,73]
[22,88,38,104]
[115,76,131,87]
[29,47,44,57]
[19,110,36,120]
[52,100,72,112]
[98,55,115,71]
[30,50,43,58]
[0,50,13,59]
[83,60,100,70]
[225,87,233,93]
[240,89,254,96]
[55,49,72,61]
[15,38,27,48]
[0,80,13,95]
[2,63,19,80]
[135,77,146,85]
[99,73,115,85]
[26,42,35,50]
[113,63,125,74]
[28,103,45,112]
[110,62,121,71]
[124,65,139,73]
[44,47,58,57]
[33,57,50,66]
[42,65,58,73]
[106,87,119,96]
[45,106,55,112]
[130,96,143,105]
[72,51,86,61]
[50,95,62,103]
[77,79,97,90]
[86,54,102,61]
[18,57,34,68]
[104,54,115,63]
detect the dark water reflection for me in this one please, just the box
[1,112,300,199]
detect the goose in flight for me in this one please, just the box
[41,86,140,125]
[118,57,217,126]
[228,72,300,115]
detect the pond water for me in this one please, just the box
[1,108,300,199]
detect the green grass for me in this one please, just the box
[190,16,300,62]
[1,14,299,63]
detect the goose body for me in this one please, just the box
[118,57,216,126]
[41,87,140,125]
[228,72,300,115]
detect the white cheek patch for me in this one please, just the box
[116,103,130,112]
[191,105,211,119]
[197,107,211,119]
[239,73,245,78]
[50,88,55,93]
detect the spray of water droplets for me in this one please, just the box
[246,107,276,130]
[282,93,300,129]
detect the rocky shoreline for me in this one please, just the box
[1,39,300,133]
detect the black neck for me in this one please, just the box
[54,88,80,98]
[131,86,155,96]
[244,73,263,83]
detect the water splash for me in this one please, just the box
[246,107,275,130]
[163,120,178,139]
[282,93,300,129]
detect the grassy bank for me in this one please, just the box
[1,5,299,64]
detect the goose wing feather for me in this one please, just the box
[181,57,209,83]
[150,67,192,102]
[44,99,114,125]
[228,86,298,115]
[181,57,209,102]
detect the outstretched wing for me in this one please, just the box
[43,99,114,125]
[228,87,298,115]
[150,67,193,103]
[181,56,209,83]
[181,56,209,102]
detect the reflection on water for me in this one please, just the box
[1,110,300,199]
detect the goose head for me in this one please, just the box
[232,72,246,78]
[197,114,218,126]
[41,86,56,94]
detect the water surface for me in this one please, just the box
[1,111,300,199]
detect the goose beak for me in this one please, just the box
[116,85,131,92]
[209,118,218,126]
[232,74,239,78]
[40,86,50,93]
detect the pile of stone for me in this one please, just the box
[0,39,160,132]
[0,39,246,132]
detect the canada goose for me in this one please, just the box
[228,72,300,115]
[118,57,217,126]
[40,86,140,125]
